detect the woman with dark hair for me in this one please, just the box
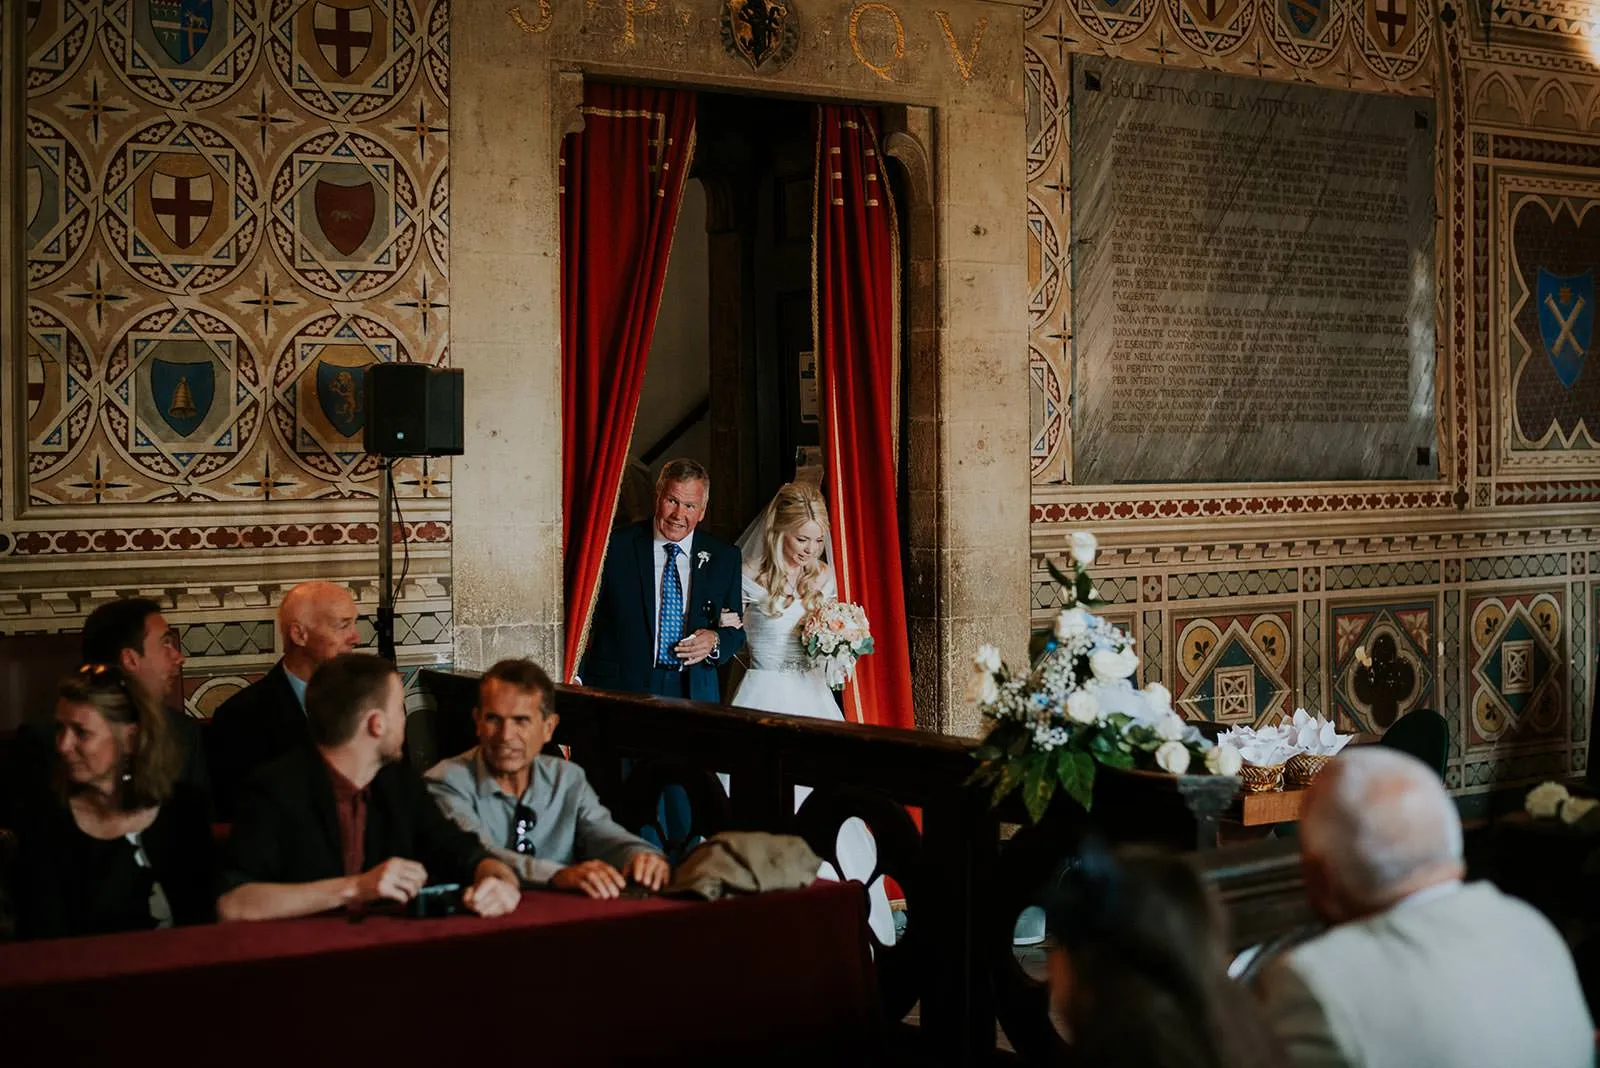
[1046,844,1287,1068]
[13,665,214,939]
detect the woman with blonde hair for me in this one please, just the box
[729,480,894,943]
[13,665,214,938]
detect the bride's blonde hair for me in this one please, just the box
[751,481,831,615]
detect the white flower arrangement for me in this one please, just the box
[1524,780,1598,825]
[968,532,1233,821]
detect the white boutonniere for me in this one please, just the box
[696,550,710,569]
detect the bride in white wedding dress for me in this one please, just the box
[728,481,896,945]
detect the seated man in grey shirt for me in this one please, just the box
[425,658,669,899]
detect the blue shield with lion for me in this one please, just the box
[1537,268,1593,390]
[315,357,366,438]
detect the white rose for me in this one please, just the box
[1561,797,1600,825]
[1205,742,1243,777]
[1154,712,1186,741]
[1070,531,1098,567]
[1155,741,1191,775]
[968,671,999,707]
[1054,607,1094,641]
[1144,683,1173,713]
[974,644,1002,673]
[1089,647,1139,681]
[1066,690,1100,725]
[1525,781,1571,819]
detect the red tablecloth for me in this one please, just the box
[0,883,880,1065]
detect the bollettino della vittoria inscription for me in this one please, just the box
[1071,58,1438,484]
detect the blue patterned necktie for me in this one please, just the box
[657,542,684,668]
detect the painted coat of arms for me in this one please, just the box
[720,0,798,72]
[1537,267,1593,390]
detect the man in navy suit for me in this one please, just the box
[580,458,745,702]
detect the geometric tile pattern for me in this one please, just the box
[1168,569,1298,600]
[1326,561,1441,590]
[1466,590,1567,753]
[1171,607,1296,728]
[1464,554,1569,582]
[24,0,451,506]
[1329,599,1437,735]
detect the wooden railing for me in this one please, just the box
[418,672,1309,1065]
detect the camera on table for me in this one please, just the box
[407,883,466,918]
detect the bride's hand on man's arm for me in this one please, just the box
[719,610,743,629]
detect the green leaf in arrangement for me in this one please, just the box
[1045,558,1078,592]
[1090,731,1135,769]
[966,760,998,788]
[1076,571,1097,605]
[1022,754,1056,824]
[1057,748,1096,811]
[990,759,1024,807]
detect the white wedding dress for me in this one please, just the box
[728,568,896,945]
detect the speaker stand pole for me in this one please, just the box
[377,456,397,663]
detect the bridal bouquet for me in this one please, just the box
[969,531,1240,822]
[801,601,875,690]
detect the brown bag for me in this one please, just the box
[663,831,821,900]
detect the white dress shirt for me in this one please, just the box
[652,530,694,660]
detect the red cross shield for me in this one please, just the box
[313,1,373,77]
[150,168,214,249]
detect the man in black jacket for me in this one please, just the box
[217,654,519,921]
[579,458,745,701]
[207,581,360,819]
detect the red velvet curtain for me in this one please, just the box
[814,106,914,730]
[560,85,697,680]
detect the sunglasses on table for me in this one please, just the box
[512,803,538,856]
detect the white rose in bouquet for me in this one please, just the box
[1066,690,1100,725]
[1205,742,1243,776]
[1560,796,1600,825]
[1144,682,1173,713]
[968,670,999,707]
[1070,531,1098,567]
[1155,740,1191,775]
[1054,607,1094,641]
[1154,712,1187,741]
[1524,781,1570,819]
[1089,647,1139,681]
[975,644,1002,674]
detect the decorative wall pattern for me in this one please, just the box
[6,1,452,704]
[1025,0,1437,484]
[1028,2,1600,796]
[24,0,450,506]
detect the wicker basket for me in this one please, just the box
[1287,752,1334,788]
[1239,762,1285,794]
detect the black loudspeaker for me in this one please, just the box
[363,363,463,457]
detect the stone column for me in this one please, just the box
[448,15,566,672]
[935,100,1031,738]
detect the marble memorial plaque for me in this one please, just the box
[1071,58,1437,484]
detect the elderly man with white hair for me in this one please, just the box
[207,581,361,818]
[1258,747,1593,1068]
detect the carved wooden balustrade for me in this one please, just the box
[417,672,1308,1065]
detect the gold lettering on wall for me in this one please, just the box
[934,11,986,82]
[849,2,905,82]
[586,0,659,46]
[508,1,554,34]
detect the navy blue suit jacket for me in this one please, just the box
[579,522,745,702]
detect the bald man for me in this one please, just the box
[1258,748,1593,1068]
[207,582,361,819]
